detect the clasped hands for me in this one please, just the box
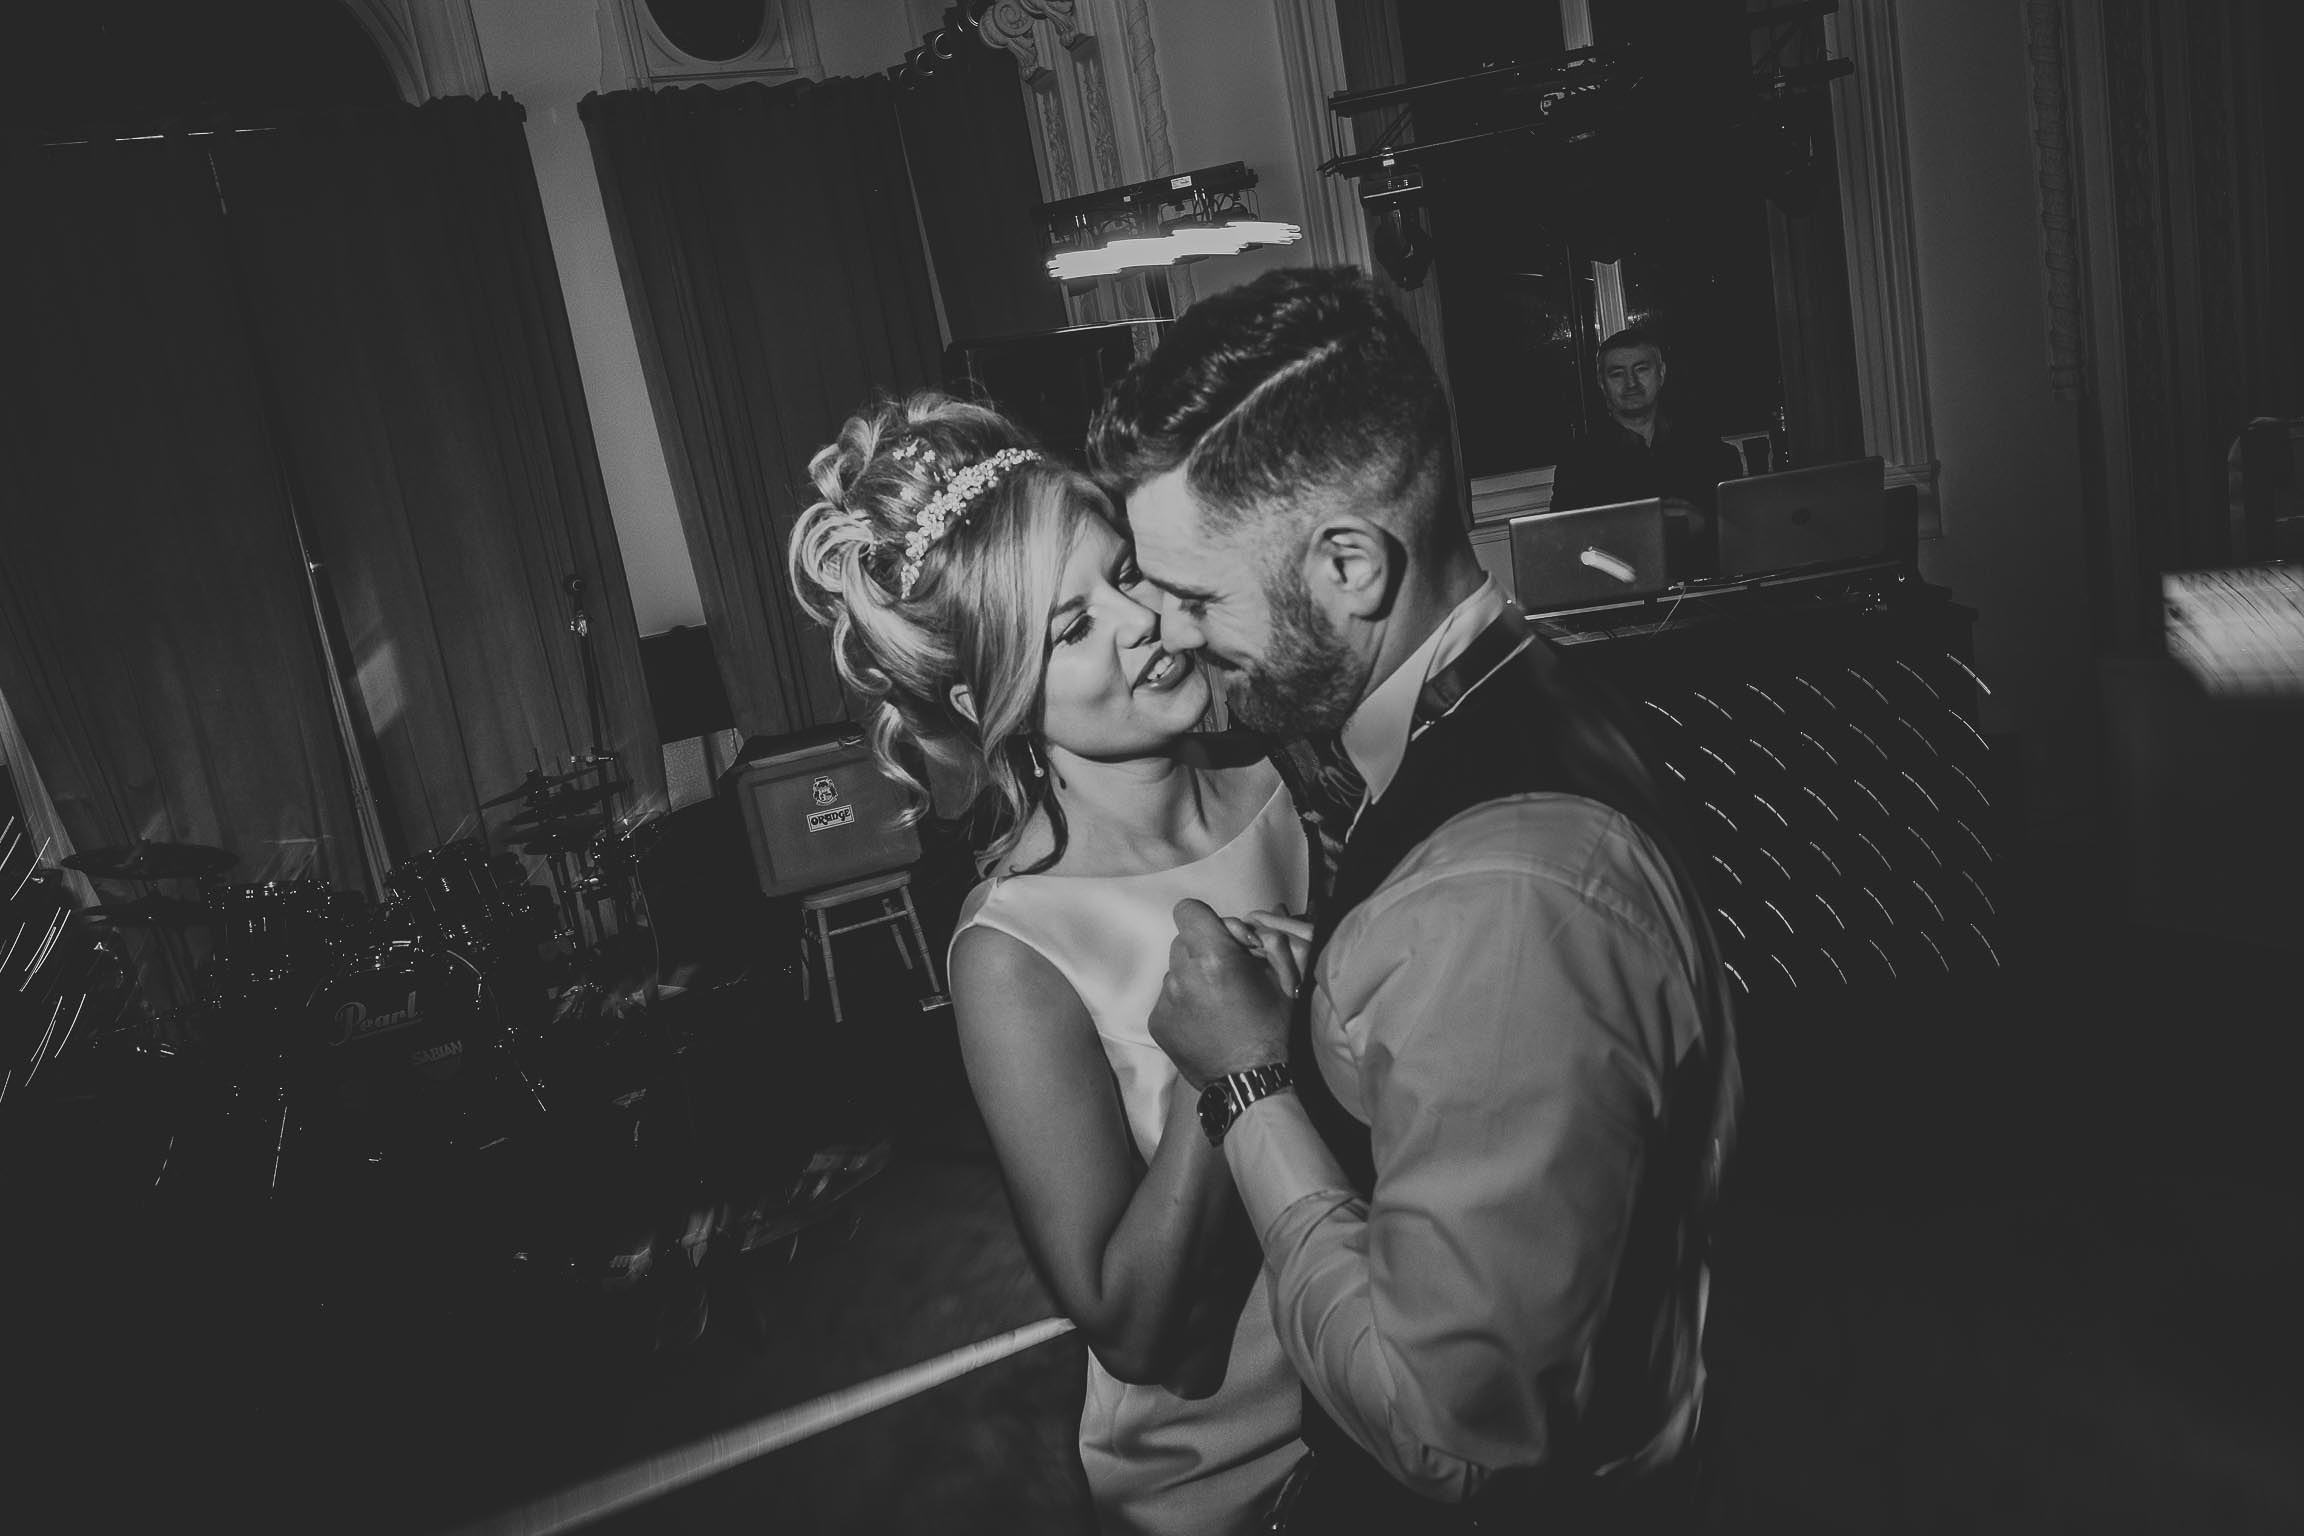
[1148,900,1312,1092]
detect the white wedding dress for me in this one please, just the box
[951,778,1309,1536]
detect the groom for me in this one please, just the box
[1090,267,1739,1533]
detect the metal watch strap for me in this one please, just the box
[1200,1062,1294,1147]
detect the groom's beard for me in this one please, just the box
[1223,573,1363,738]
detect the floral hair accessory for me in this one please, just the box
[898,447,1040,599]
[891,438,935,468]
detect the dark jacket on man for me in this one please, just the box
[1550,413,1744,518]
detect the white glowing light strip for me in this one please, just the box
[1046,221,1303,281]
[1220,219,1303,244]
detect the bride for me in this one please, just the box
[788,392,1307,1534]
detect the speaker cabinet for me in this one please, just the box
[729,735,920,899]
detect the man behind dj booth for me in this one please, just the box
[1550,326,1745,575]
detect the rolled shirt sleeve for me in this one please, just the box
[1221,798,1704,1503]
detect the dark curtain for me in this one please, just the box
[2095,0,2304,646]
[1760,19,1864,469]
[583,78,946,740]
[211,97,663,850]
[0,140,364,907]
[895,36,1068,344]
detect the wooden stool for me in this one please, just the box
[798,870,945,1023]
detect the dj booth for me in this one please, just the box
[1524,556,2001,1006]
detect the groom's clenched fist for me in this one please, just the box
[1150,898,1295,1091]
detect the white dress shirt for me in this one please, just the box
[1222,581,1718,1503]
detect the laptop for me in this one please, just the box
[1508,498,1670,613]
[1715,457,1887,578]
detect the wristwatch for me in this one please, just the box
[1198,1062,1294,1147]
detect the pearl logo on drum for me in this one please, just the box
[330,989,424,1046]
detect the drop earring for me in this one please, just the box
[1027,739,1047,780]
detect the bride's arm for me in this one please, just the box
[951,924,1252,1388]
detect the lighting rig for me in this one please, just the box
[1036,162,1302,284]
[1322,0,1854,238]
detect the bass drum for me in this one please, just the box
[291,940,534,1172]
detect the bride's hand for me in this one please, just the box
[1216,912,1301,994]
[1242,909,1311,995]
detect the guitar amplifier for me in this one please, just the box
[725,728,920,899]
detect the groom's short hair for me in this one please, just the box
[1089,267,1454,555]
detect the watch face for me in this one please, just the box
[1198,1080,1237,1145]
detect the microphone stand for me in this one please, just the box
[563,575,627,954]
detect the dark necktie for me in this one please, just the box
[1306,730,1367,831]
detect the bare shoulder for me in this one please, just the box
[949,918,1088,1040]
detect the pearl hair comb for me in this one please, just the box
[897,447,1040,599]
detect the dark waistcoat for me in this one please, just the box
[1281,618,1721,1533]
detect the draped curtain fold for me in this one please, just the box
[582,78,946,740]
[894,40,1069,345]
[2096,0,2304,641]
[211,96,663,850]
[0,140,364,899]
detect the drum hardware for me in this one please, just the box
[62,841,238,1007]
[478,746,639,957]
[506,781,631,827]
[478,766,603,810]
[511,834,589,858]
[207,879,340,990]
[383,839,507,937]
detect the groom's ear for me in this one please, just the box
[1305,516,1395,620]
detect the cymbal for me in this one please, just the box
[85,894,214,928]
[512,828,598,854]
[64,841,237,881]
[506,782,630,827]
[508,813,593,839]
[478,769,588,810]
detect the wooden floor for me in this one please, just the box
[9,846,2301,1535]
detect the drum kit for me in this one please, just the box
[59,754,657,1185]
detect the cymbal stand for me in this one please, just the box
[109,866,199,1010]
[564,573,639,956]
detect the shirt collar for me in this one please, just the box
[1603,410,1668,448]
[1339,577,1506,804]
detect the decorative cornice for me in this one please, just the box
[981,1,1081,83]
[2024,0,2085,400]
[1033,85,1080,201]
[1078,46,1123,189]
[1110,0,1173,180]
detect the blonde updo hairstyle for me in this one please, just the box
[788,391,1109,873]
